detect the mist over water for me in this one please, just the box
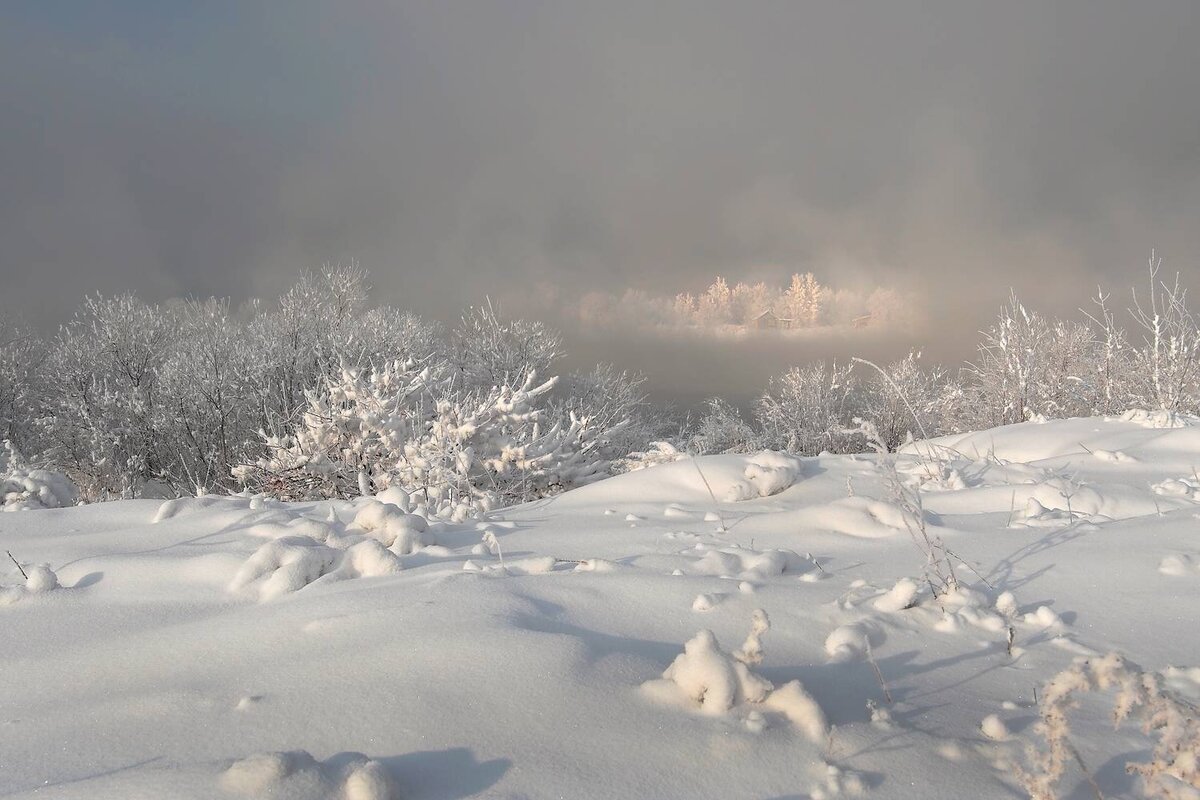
[3,2,1200,409]
[562,325,932,412]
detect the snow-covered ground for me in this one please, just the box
[3,415,1199,799]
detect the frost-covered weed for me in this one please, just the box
[1019,652,1200,799]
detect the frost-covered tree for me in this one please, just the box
[450,300,562,390]
[0,314,43,457]
[696,277,733,326]
[1080,290,1133,416]
[39,294,176,499]
[1124,251,1200,413]
[959,296,1093,429]
[755,362,860,455]
[782,273,825,327]
[671,292,697,326]
[855,353,947,449]
[730,282,773,325]
[688,397,761,455]
[243,263,371,429]
[554,363,659,460]
[158,299,256,493]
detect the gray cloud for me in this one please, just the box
[3,1,1199,401]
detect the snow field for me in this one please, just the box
[2,416,1200,798]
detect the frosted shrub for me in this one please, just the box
[398,373,619,515]
[236,363,622,517]
[234,359,436,501]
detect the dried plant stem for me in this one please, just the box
[864,640,893,705]
[6,550,27,580]
[691,457,726,531]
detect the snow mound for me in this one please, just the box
[2,466,78,511]
[374,485,412,512]
[793,496,917,538]
[230,536,341,601]
[1,562,60,606]
[927,586,1009,633]
[724,451,803,501]
[689,544,810,580]
[1153,477,1200,500]
[573,558,619,572]
[618,441,685,473]
[222,750,401,800]
[24,564,59,593]
[691,592,725,612]
[326,539,404,581]
[462,556,559,576]
[152,495,252,522]
[643,612,828,742]
[1159,553,1198,576]
[873,578,919,612]
[656,629,772,712]
[1119,408,1199,428]
[348,500,434,554]
[761,680,829,744]
[980,713,1010,741]
[810,762,868,798]
[824,623,872,662]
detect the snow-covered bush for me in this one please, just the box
[234,359,437,501]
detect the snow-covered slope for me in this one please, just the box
[2,416,1199,799]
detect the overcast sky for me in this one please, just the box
[3,2,1199,399]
